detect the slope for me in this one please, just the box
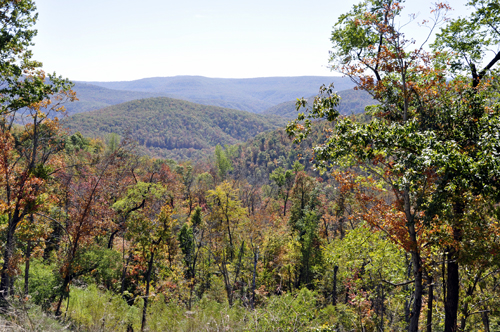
[262,89,376,118]
[83,76,355,113]
[63,97,287,160]
[62,83,170,116]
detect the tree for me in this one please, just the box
[47,138,135,316]
[178,206,205,309]
[433,0,500,87]
[127,203,176,332]
[287,1,500,330]
[214,144,233,182]
[0,0,74,304]
[269,166,294,216]
[288,171,322,289]
[206,181,247,305]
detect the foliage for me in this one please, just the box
[286,0,500,331]
[64,97,286,161]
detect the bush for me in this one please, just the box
[25,258,60,309]
[64,284,140,331]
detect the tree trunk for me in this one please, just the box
[55,275,71,316]
[427,277,433,332]
[409,245,423,332]
[251,247,258,309]
[404,190,422,332]
[108,229,119,249]
[221,259,233,307]
[445,248,459,332]
[481,308,490,332]
[141,250,155,332]
[332,265,338,305]
[283,190,290,217]
[445,213,463,332]
[24,240,32,297]
[0,216,19,304]
[379,284,384,332]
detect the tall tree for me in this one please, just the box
[0,0,74,303]
[287,1,500,331]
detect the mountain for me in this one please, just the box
[61,83,170,116]
[63,97,287,160]
[262,89,376,118]
[81,76,354,113]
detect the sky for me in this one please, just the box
[32,0,469,82]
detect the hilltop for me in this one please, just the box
[61,83,168,116]
[63,97,286,160]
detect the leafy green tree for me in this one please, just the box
[287,1,500,331]
[269,167,294,216]
[433,0,500,87]
[288,172,322,289]
[206,181,247,305]
[325,226,407,331]
[178,206,204,308]
[126,200,176,332]
[214,144,233,181]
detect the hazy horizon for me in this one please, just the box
[34,0,468,82]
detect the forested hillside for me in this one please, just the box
[263,88,376,118]
[63,97,286,160]
[84,76,355,113]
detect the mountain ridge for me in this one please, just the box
[63,96,287,161]
[80,76,355,114]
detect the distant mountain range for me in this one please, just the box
[76,76,355,114]
[63,97,287,160]
[61,83,167,116]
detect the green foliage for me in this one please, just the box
[228,126,331,184]
[0,1,73,116]
[191,206,202,228]
[64,97,287,161]
[3,3,500,331]
[25,259,59,308]
[251,288,322,331]
[178,223,195,278]
[61,284,329,332]
[214,144,233,181]
[433,0,500,82]
[270,167,293,188]
[77,248,123,291]
[113,181,166,214]
[65,132,92,153]
[326,226,406,285]
[64,284,141,331]
[106,133,121,153]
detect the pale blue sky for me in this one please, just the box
[32,0,469,82]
